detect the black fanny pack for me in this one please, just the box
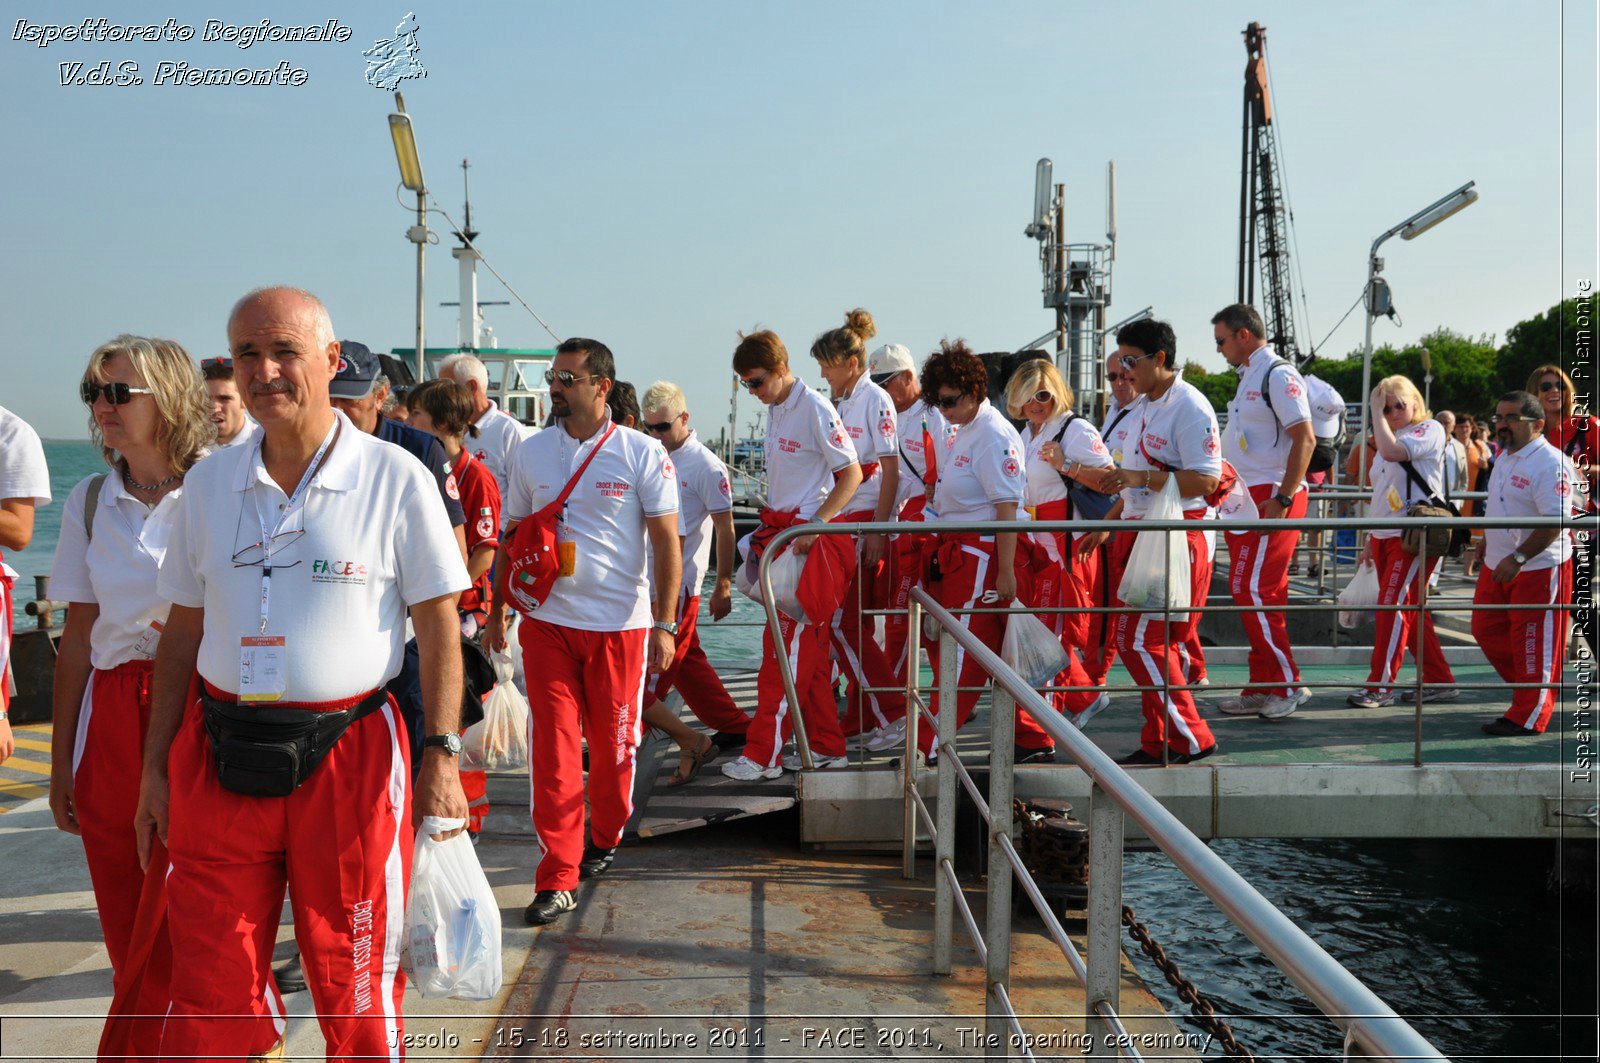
[202,688,389,798]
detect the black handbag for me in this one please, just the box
[1397,459,1470,559]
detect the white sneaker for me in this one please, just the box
[863,719,907,752]
[721,755,782,781]
[1294,686,1313,705]
[846,727,881,751]
[1257,694,1299,720]
[1071,692,1112,729]
[1191,676,1211,688]
[781,752,849,771]
[1216,693,1271,716]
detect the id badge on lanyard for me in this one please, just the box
[239,420,339,701]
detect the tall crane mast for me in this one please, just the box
[1237,21,1303,364]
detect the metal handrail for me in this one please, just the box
[907,584,1452,1062]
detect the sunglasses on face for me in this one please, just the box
[1119,351,1156,371]
[643,419,676,434]
[1540,380,1567,393]
[933,391,964,410]
[1213,331,1238,348]
[1025,389,1053,405]
[1382,402,1408,414]
[1492,413,1538,424]
[81,381,153,406]
[738,373,769,392]
[544,369,599,388]
[1106,371,1127,382]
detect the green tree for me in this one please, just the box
[1180,360,1237,414]
[1499,298,1587,396]
[1303,328,1499,418]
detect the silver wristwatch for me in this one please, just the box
[653,619,680,636]
[1512,550,1529,566]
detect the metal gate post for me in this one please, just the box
[903,597,923,879]
[1086,782,1124,1056]
[933,628,958,976]
[986,686,1017,1056]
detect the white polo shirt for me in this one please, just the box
[893,398,952,509]
[1366,419,1446,541]
[1100,398,1143,469]
[217,415,260,449]
[836,374,898,517]
[1121,376,1221,518]
[1223,345,1312,488]
[764,378,858,519]
[505,417,678,631]
[49,474,185,670]
[1485,435,1576,570]
[158,412,469,702]
[1025,413,1113,539]
[0,405,51,508]
[929,400,1025,523]
[671,430,733,594]
[1304,375,1345,439]
[469,401,528,498]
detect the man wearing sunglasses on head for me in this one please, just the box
[135,287,471,1059]
[485,340,682,925]
[1212,303,1315,721]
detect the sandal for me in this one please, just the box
[668,736,716,787]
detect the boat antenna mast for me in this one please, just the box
[1237,21,1307,365]
[1022,158,1117,418]
[444,158,508,350]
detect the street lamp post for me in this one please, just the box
[1357,181,1478,489]
[1420,346,1433,410]
[388,92,428,381]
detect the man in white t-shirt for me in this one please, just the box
[201,357,258,447]
[638,381,748,745]
[438,351,531,498]
[486,338,681,925]
[137,286,470,1059]
[0,404,51,763]
[1474,390,1579,736]
[1213,304,1314,719]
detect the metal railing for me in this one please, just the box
[754,513,1582,770]
[901,583,1451,1061]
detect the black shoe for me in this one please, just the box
[711,730,747,751]
[524,889,577,925]
[1178,744,1218,764]
[1481,717,1534,737]
[272,951,307,995]
[578,844,617,879]
[1116,748,1165,765]
[1014,744,1056,765]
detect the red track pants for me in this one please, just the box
[1083,537,1120,685]
[881,508,929,704]
[0,569,12,714]
[1225,484,1306,697]
[1111,518,1218,758]
[160,686,412,1062]
[832,512,907,737]
[648,591,748,734]
[1364,535,1456,693]
[919,539,1058,757]
[1472,560,1572,732]
[745,610,849,768]
[521,619,647,891]
[1026,527,1100,716]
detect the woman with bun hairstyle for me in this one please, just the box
[1004,358,1114,730]
[914,340,1059,764]
[1346,375,1458,708]
[809,308,907,741]
[49,335,213,1049]
[723,328,863,781]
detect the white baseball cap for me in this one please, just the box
[868,343,915,380]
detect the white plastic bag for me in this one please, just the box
[1001,604,1071,688]
[1215,476,1259,522]
[1337,559,1381,628]
[462,651,530,772]
[734,531,763,602]
[1118,478,1192,615]
[768,545,807,623]
[402,816,503,1000]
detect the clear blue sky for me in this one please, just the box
[2,0,1594,440]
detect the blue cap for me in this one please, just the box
[331,340,381,399]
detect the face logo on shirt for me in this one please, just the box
[445,473,461,500]
[311,558,369,586]
[475,516,495,539]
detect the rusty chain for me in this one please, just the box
[1122,905,1255,1061]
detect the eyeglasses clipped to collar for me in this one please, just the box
[81,381,154,406]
